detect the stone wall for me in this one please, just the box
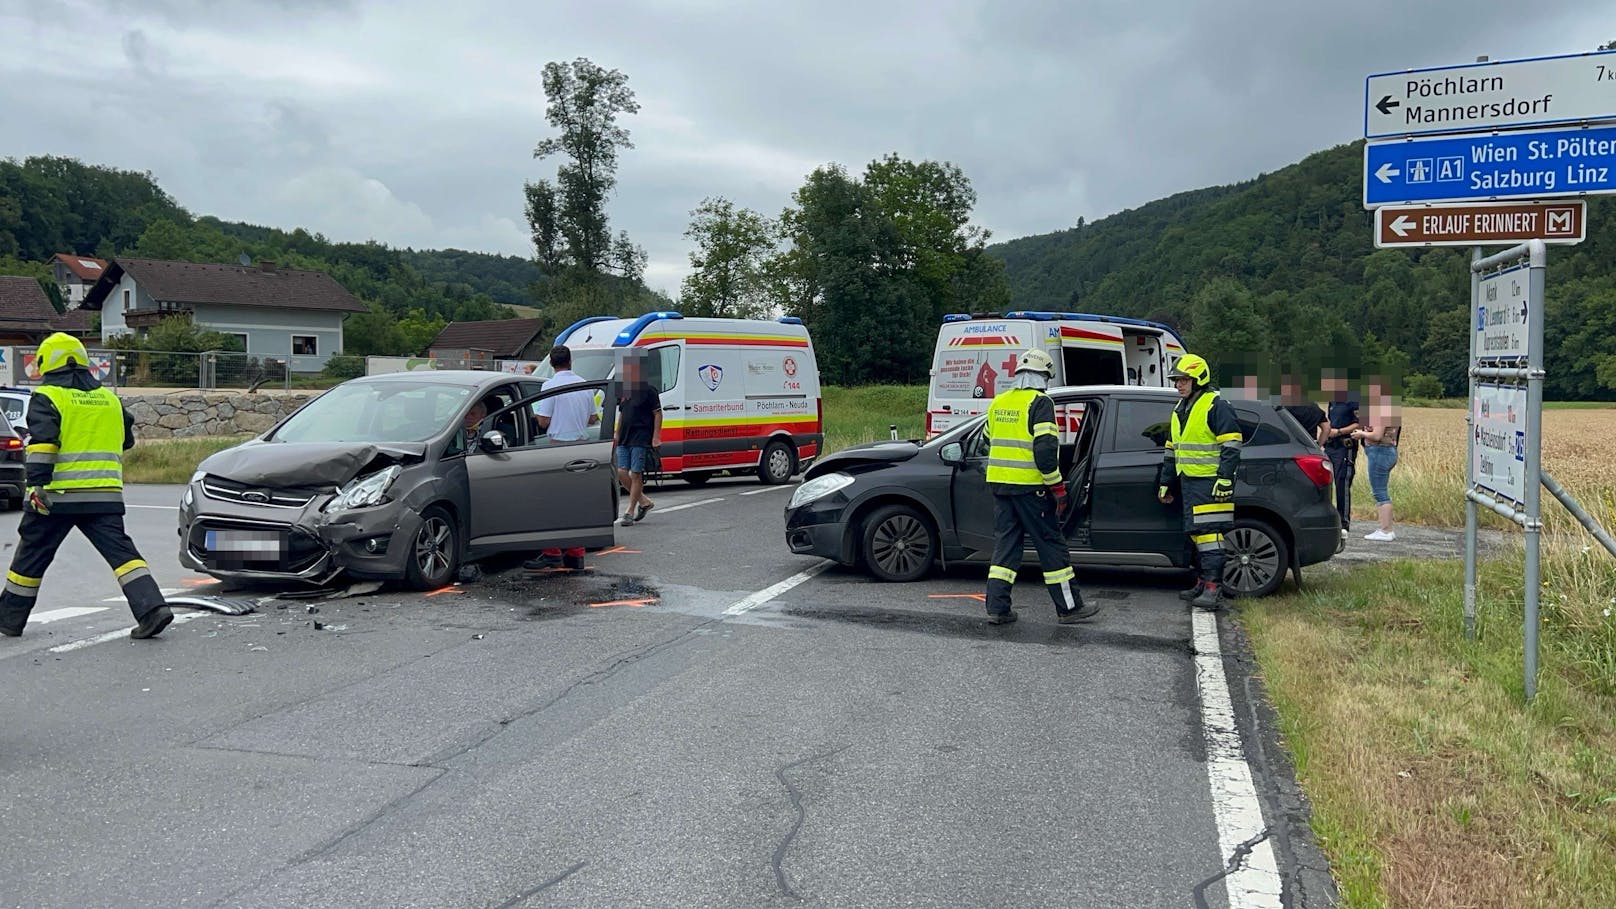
[121,392,321,439]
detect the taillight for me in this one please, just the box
[0,437,22,451]
[1293,453,1333,487]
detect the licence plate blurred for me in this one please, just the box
[204,529,285,557]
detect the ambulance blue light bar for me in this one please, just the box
[777,316,804,325]
[942,314,973,323]
[611,311,684,347]
[554,315,617,346]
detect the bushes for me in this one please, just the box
[321,355,365,381]
[1404,372,1444,400]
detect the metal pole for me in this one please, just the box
[1522,240,1546,702]
[1464,247,1480,641]
[1542,471,1616,559]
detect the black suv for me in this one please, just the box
[784,385,1340,597]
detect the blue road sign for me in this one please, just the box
[1363,123,1616,208]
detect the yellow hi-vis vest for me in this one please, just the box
[984,388,1061,486]
[29,384,125,494]
[1168,390,1236,478]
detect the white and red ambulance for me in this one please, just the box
[549,313,823,485]
[925,311,1185,440]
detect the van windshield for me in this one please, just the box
[527,350,617,382]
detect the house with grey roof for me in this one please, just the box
[0,276,61,345]
[83,258,368,371]
[425,317,547,364]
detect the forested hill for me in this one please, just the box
[988,142,1616,400]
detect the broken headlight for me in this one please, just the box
[325,465,401,511]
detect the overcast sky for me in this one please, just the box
[1,0,1609,293]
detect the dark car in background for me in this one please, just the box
[0,419,24,510]
[179,371,620,589]
[784,385,1340,597]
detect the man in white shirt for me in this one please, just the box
[534,345,599,442]
[526,345,601,572]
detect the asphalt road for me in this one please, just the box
[0,477,1337,908]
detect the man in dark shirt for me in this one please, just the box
[1320,371,1360,548]
[1279,375,1326,442]
[614,352,662,526]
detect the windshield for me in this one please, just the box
[525,349,617,382]
[269,380,473,444]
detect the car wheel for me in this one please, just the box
[4,495,19,512]
[1221,517,1289,598]
[405,505,460,591]
[683,472,712,487]
[861,503,936,583]
[757,439,796,485]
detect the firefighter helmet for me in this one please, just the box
[1168,353,1211,386]
[1014,348,1056,378]
[36,332,90,375]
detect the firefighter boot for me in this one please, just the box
[1178,580,1206,602]
[1189,582,1225,611]
[1056,589,1100,624]
[130,606,174,639]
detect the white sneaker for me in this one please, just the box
[1364,529,1396,541]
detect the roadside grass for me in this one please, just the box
[124,435,251,485]
[821,385,928,453]
[1243,552,1616,909]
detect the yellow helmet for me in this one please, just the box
[1014,348,1056,378]
[1168,353,1211,386]
[36,332,90,374]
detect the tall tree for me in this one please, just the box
[680,197,778,319]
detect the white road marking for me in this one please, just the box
[740,485,797,496]
[722,562,832,616]
[651,497,725,515]
[103,587,183,603]
[30,606,108,624]
[48,611,209,654]
[1191,609,1283,908]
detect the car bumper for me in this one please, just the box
[1292,503,1342,567]
[783,496,854,564]
[178,480,426,585]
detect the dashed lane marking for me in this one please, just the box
[651,497,725,515]
[1192,609,1283,908]
[31,606,109,624]
[722,562,832,616]
[740,485,797,496]
[48,611,209,654]
[104,587,183,603]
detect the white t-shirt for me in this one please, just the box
[536,370,598,441]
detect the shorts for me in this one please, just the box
[615,445,650,473]
[1365,445,1398,505]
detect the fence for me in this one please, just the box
[5,347,294,390]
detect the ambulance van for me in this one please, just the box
[925,311,1185,439]
[549,313,823,485]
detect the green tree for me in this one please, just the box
[680,197,778,319]
[131,219,192,260]
[1187,277,1269,382]
[397,309,448,355]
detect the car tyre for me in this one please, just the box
[683,472,713,487]
[1221,517,1289,598]
[861,503,937,583]
[757,439,796,485]
[4,495,19,512]
[406,505,460,591]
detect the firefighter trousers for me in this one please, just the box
[1180,476,1234,583]
[0,510,167,636]
[985,490,1084,618]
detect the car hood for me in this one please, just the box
[199,441,427,488]
[806,441,921,478]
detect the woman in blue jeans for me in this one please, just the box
[1352,400,1401,541]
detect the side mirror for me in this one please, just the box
[940,442,964,466]
[479,430,507,452]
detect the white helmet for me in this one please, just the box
[1014,348,1056,378]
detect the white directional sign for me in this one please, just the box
[1472,383,1528,505]
[1365,49,1616,139]
[1475,263,1531,362]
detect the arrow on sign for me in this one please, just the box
[1388,214,1415,237]
[1375,162,1400,183]
[1520,298,1529,324]
[1375,95,1400,116]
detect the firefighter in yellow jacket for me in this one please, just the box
[1156,353,1242,610]
[982,349,1099,626]
[0,333,172,639]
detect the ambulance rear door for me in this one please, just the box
[926,320,1030,437]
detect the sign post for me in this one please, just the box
[1374,200,1584,247]
[1365,49,1616,139]
[1362,122,1616,208]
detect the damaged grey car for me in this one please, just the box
[178,371,619,589]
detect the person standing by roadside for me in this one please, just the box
[0,333,172,639]
[1157,353,1243,610]
[614,351,661,527]
[526,345,602,570]
[1320,370,1360,551]
[1353,379,1402,541]
[981,349,1096,626]
[1278,374,1326,445]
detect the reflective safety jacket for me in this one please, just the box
[26,365,137,514]
[984,387,1062,494]
[1160,388,1241,483]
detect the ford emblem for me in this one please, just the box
[242,491,270,504]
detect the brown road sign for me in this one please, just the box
[1374,200,1585,248]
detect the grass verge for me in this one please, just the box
[821,385,928,453]
[124,436,251,485]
